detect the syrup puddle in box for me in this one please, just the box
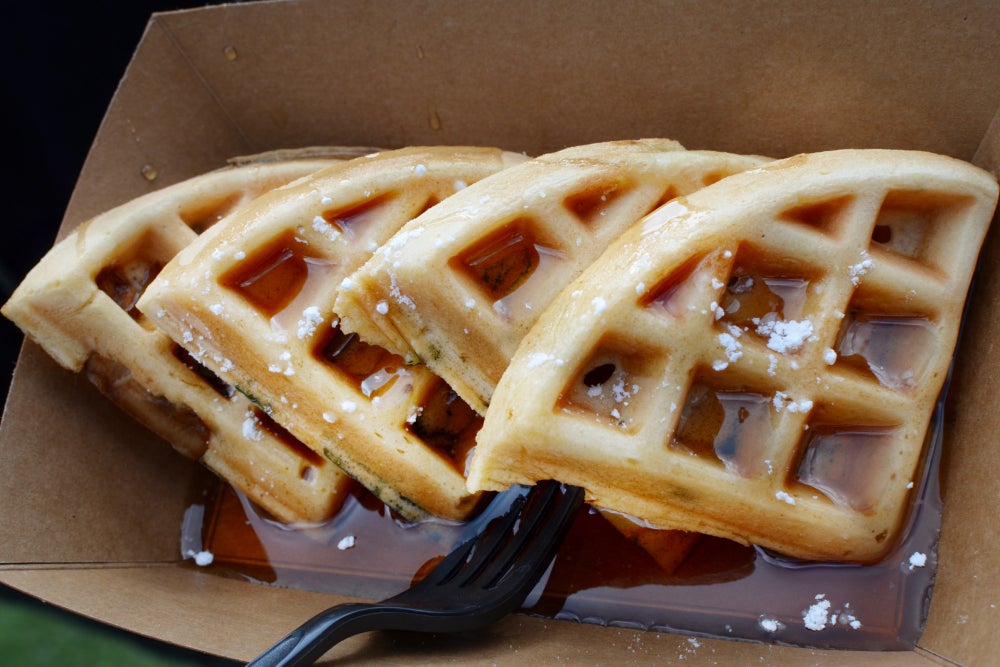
[181,397,944,651]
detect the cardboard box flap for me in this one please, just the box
[0,344,207,565]
[2,0,1000,664]
[0,566,940,665]
[150,1,1000,158]
[917,110,1000,663]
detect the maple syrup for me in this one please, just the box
[456,219,544,301]
[96,253,164,320]
[183,384,943,650]
[564,179,629,225]
[673,383,775,477]
[221,232,315,317]
[837,312,936,390]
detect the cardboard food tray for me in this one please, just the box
[2,1,998,663]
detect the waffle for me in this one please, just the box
[470,149,999,562]
[137,146,526,522]
[335,140,769,414]
[2,154,360,523]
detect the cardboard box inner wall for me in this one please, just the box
[2,0,999,663]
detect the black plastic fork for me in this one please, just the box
[247,481,585,667]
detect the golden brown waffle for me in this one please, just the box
[137,146,526,522]
[2,156,357,523]
[335,140,768,414]
[471,149,998,562]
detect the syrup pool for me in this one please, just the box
[181,397,945,651]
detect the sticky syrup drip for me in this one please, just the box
[186,388,942,651]
[186,346,947,652]
[673,383,774,477]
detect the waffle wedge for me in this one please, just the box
[471,149,998,562]
[335,140,768,414]
[138,146,526,522]
[2,155,356,523]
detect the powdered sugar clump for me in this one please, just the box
[754,314,814,354]
[801,594,863,631]
[312,215,341,242]
[526,353,565,369]
[908,551,928,570]
[849,250,874,285]
[803,595,832,631]
[772,391,813,414]
[186,549,214,566]
[758,616,784,633]
[718,331,743,362]
[775,490,796,505]
[242,412,264,441]
[297,306,324,339]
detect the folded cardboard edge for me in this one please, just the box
[2,1,999,663]
[0,11,258,566]
[913,102,1000,663]
[0,566,938,665]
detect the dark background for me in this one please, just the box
[2,3,245,664]
[2,1,238,404]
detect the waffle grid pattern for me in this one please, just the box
[336,141,768,414]
[1,160,355,523]
[473,150,998,561]
[138,147,523,521]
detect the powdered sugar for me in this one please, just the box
[907,551,927,570]
[803,595,832,630]
[526,352,565,369]
[802,594,863,631]
[186,549,214,566]
[754,313,814,354]
[242,411,264,441]
[312,215,342,242]
[772,391,813,413]
[758,616,784,633]
[775,490,796,505]
[297,306,323,339]
[849,250,874,285]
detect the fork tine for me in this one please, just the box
[247,483,584,666]
[472,483,581,590]
[454,481,561,588]
[414,491,529,589]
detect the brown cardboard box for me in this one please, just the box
[2,1,998,663]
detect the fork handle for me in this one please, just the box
[247,602,403,667]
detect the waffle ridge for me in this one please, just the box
[137,146,526,522]
[336,139,769,414]
[2,157,356,523]
[471,149,999,562]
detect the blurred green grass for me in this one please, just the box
[0,586,240,667]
